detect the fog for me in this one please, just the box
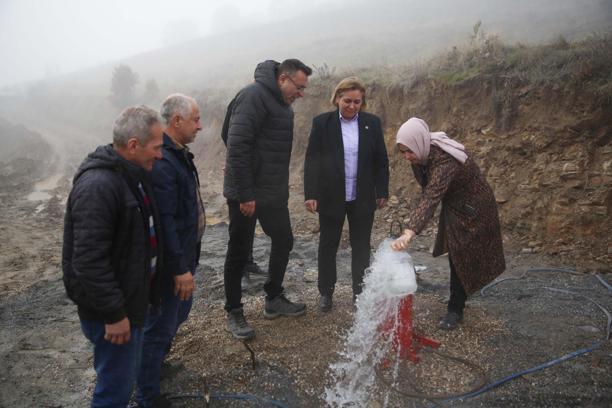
[0,0,337,87]
[1,0,610,88]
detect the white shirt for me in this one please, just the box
[340,112,359,202]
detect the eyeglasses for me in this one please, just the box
[285,75,307,92]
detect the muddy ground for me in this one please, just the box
[0,117,611,407]
[1,191,611,407]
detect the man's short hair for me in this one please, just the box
[160,93,198,126]
[113,106,161,147]
[278,59,312,78]
[330,76,367,109]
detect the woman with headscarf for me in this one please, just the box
[391,117,505,330]
[304,77,389,312]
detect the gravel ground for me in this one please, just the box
[1,220,611,408]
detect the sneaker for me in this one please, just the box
[318,294,333,312]
[439,311,463,330]
[226,308,256,340]
[244,261,265,275]
[264,294,306,319]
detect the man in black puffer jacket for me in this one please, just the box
[62,106,164,407]
[223,59,312,340]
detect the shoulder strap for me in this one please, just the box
[221,96,237,146]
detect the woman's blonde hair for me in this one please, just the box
[330,77,367,109]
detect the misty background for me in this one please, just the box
[0,0,610,190]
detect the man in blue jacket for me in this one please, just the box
[63,106,164,407]
[136,94,204,407]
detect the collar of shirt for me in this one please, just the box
[339,112,359,122]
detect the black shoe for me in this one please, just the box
[151,394,173,408]
[226,308,256,340]
[160,361,183,380]
[264,294,306,319]
[318,295,333,312]
[439,311,463,330]
[244,261,265,275]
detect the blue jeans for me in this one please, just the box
[80,319,144,408]
[135,280,192,406]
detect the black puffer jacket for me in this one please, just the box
[223,60,294,207]
[62,145,163,328]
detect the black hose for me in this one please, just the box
[168,392,290,407]
[595,273,612,293]
[479,267,582,296]
[375,347,488,402]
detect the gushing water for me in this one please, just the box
[325,238,417,407]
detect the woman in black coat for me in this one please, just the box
[304,77,389,311]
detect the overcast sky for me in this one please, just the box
[0,0,336,87]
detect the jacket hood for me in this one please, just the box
[74,144,145,184]
[254,60,285,105]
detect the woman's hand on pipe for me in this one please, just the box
[391,229,416,251]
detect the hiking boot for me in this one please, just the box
[439,311,463,330]
[318,294,333,312]
[264,294,306,319]
[151,394,173,408]
[244,261,265,275]
[226,308,255,340]
[160,360,184,380]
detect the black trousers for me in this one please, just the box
[224,201,293,311]
[448,257,467,314]
[318,202,374,297]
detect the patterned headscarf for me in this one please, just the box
[396,117,468,164]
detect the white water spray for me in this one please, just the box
[325,238,417,407]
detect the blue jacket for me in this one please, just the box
[152,134,202,278]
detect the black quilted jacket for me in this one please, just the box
[62,145,163,327]
[223,60,294,207]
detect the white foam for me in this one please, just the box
[324,238,417,407]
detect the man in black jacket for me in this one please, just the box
[223,59,312,340]
[62,106,164,407]
[136,94,204,407]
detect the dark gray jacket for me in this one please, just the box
[223,60,294,207]
[62,145,163,327]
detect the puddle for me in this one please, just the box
[26,173,62,202]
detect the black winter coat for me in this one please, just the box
[62,145,163,327]
[223,60,294,207]
[304,110,389,218]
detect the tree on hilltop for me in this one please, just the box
[109,64,138,109]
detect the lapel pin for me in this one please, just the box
[365,125,369,130]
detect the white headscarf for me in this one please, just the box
[396,117,468,164]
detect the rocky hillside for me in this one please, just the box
[0,118,51,194]
[193,35,611,269]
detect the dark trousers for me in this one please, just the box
[318,202,374,297]
[80,319,144,408]
[136,276,193,406]
[246,220,256,265]
[224,201,293,311]
[448,257,467,314]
